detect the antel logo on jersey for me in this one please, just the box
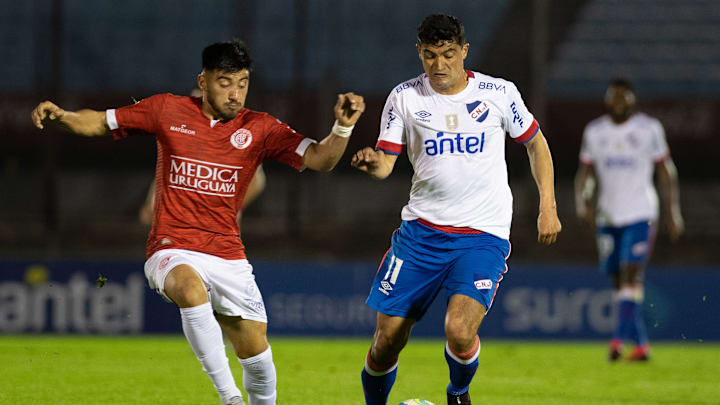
[474,279,493,290]
[466,100,490,123]
[169,155,240,197]
[425,131,485,156]
[230,128,252,149]
[169,124,196,135]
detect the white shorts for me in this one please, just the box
[144,248,267,322]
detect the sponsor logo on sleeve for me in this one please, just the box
[230,128,253,149]
[474,279,493,290]
[386,106,396,129]
[510,102,524,127]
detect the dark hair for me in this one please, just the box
[609,77,633,91]
[202,39,253,72]
[417,14,466,46]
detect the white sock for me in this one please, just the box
[180,303,242,402]
[239,346,277,405]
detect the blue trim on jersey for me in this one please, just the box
[366,220,510,320]
[374,147,401,156]
[519,126,540,144]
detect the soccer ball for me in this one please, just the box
[399,399,435,405]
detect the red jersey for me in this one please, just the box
[107,94,314,260]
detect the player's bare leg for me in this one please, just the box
[444,294,485,405]
[216,315,276,405]
[164,265,244,404]
[362,314,415,405]
[620,264,650,361]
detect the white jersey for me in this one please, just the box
[376,71,539,240]
[580,113,669,227]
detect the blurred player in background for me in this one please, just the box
[352,14,561,405]
[575,78,684,362]
[31,39,365,405]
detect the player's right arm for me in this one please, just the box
[31,101,110,137]
[650,120,684,241]
[656,158,684,241]
[575,126,597,227]
[351,148,398,180]
[574,162,596,227]
[351,88,404,180]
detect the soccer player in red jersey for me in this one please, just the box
[31,40,365,405]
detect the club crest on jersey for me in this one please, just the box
[466,100,490,123]
[230,128,252,149]
[445,114,459,130]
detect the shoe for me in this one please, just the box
[224,396,245,405]
[627,344,650,362]
[447,391,471,405]
[608,339,623,362]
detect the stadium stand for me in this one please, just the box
[549,0,720,97]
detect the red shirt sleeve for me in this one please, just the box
[261,116,308,171]
[108,94,168,139]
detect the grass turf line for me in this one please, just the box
[1,336,718,404]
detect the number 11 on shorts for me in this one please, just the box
[380,255,404,294]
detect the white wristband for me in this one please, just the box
[331,120,354,138]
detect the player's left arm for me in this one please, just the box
[524,130,562,244]
[242,165,266,209]
[303,92,365,171]
[656,157,684,241]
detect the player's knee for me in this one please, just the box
[621,263,644,286]
[165,270,208,307]
[372,329,405,359]
[170,284,208,307]
[445,319,476,352]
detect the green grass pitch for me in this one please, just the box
[1,336,718,404]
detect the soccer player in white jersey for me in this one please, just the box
[575,78,684,361]
[351,14,561,405]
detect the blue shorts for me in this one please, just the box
[596,220,657,275]
[365,220,511,320]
